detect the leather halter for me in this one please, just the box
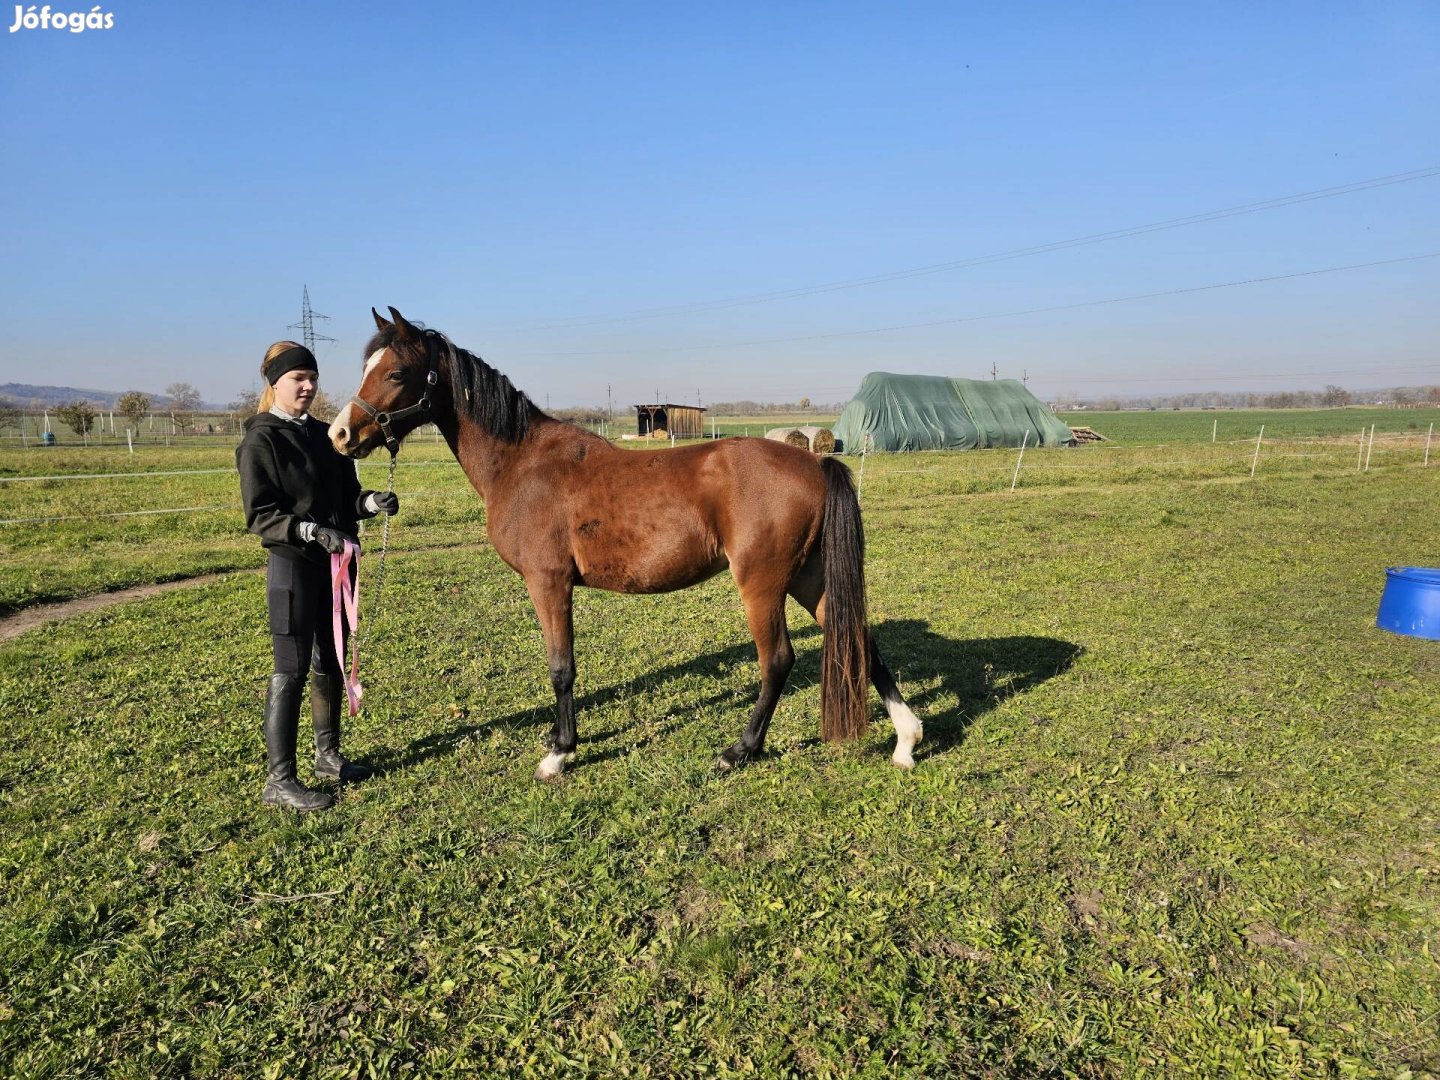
[348,336,439,456]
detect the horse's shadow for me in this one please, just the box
[368,619,1081,774]
[862,620,1083,758]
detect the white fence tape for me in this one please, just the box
[0,460,461,484]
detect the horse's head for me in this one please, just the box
[329,306,440,458]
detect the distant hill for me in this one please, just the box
[0,383,225,411]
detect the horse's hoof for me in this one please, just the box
[715,747,749,772]
[891,751,916,770]
[534,751,571,782]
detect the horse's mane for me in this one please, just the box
[363,324,539,444]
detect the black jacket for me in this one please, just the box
[236,412,377,563]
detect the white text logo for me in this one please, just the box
[9,5,114,32]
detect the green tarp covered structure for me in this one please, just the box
[833,372,1073,453]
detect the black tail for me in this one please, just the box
[819,457,870,742]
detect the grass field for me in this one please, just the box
[2,412,1438,1076]
[1057,407,1440,445]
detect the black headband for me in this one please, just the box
[264,345,318,385]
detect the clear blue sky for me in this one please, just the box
[2,1,1437,406]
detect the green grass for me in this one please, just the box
[2,420,1439,1076]
[3,409,1434,613]
[0,440,483,614]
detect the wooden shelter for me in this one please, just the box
[634,403,706,439]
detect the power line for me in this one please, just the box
[1035,363,1440,386]
[523,166,1440,330]
[520,251,1440,358]
[716,362,1440,398]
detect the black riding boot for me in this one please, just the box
[262,673,333,811]
[311,670,373,782]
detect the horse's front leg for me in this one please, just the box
[525,572,577,781]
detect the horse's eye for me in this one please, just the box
[387,371,406,383]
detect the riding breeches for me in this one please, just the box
[266,551,350,677]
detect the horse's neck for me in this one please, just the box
[437,402,544,502]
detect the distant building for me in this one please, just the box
[634,403,706,438]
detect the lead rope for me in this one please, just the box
[332,539,363,714]
[357,453,397,652]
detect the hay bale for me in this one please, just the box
[798,426,836,454]
[765,427,810,449]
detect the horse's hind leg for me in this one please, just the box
[789,558,922,768]
[524,573,577,781]
[717,582,794,771]
[868,635,922,768]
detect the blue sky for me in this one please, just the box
[2,1,1437,405]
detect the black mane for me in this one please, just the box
[363,325,538,443]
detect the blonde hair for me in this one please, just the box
[258,340,306,412]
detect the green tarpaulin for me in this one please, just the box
[833,372,1073,453]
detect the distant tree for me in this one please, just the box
[55,399,97,443]
[1426,386,1440,405]
[550,405,607,426]
[798,396,812,410]
[116,390,151,432]
[0,396,20,435]
[1393,388,1414,407]
[227,389,259,433]
[1319,385,1350,408]
[309,390,340,423]
[165,382,203,433]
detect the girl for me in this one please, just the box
[236,341,399,810]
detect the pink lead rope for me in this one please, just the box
[331,538,364,715]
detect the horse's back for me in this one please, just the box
[528,434,826,595]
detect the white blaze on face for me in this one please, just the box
[327,403,354,447]
[328,348,389,448]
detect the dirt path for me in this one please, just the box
[0,570,262,642]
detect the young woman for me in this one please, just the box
[236,341,400,811]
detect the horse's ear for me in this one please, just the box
[388,306,418,340]
[372,307,391,332]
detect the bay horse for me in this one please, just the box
[329,307,921,780]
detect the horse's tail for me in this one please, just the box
[819,456,870,742]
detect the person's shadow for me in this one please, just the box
[368,619,1081,774]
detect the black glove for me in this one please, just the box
[371,491,400,515]
[313,527,354,555]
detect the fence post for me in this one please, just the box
[1250,425,1264,478]
[1357,428,1365,471]
[1365,424,1375,472]
[1010,430,1031,492]
[1425,422,1433,467]
[1212,418,1217,443]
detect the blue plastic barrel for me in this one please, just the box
[40,431,55,446]
[1377,567,1440,640]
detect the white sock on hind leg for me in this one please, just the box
[886,694,922,769]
